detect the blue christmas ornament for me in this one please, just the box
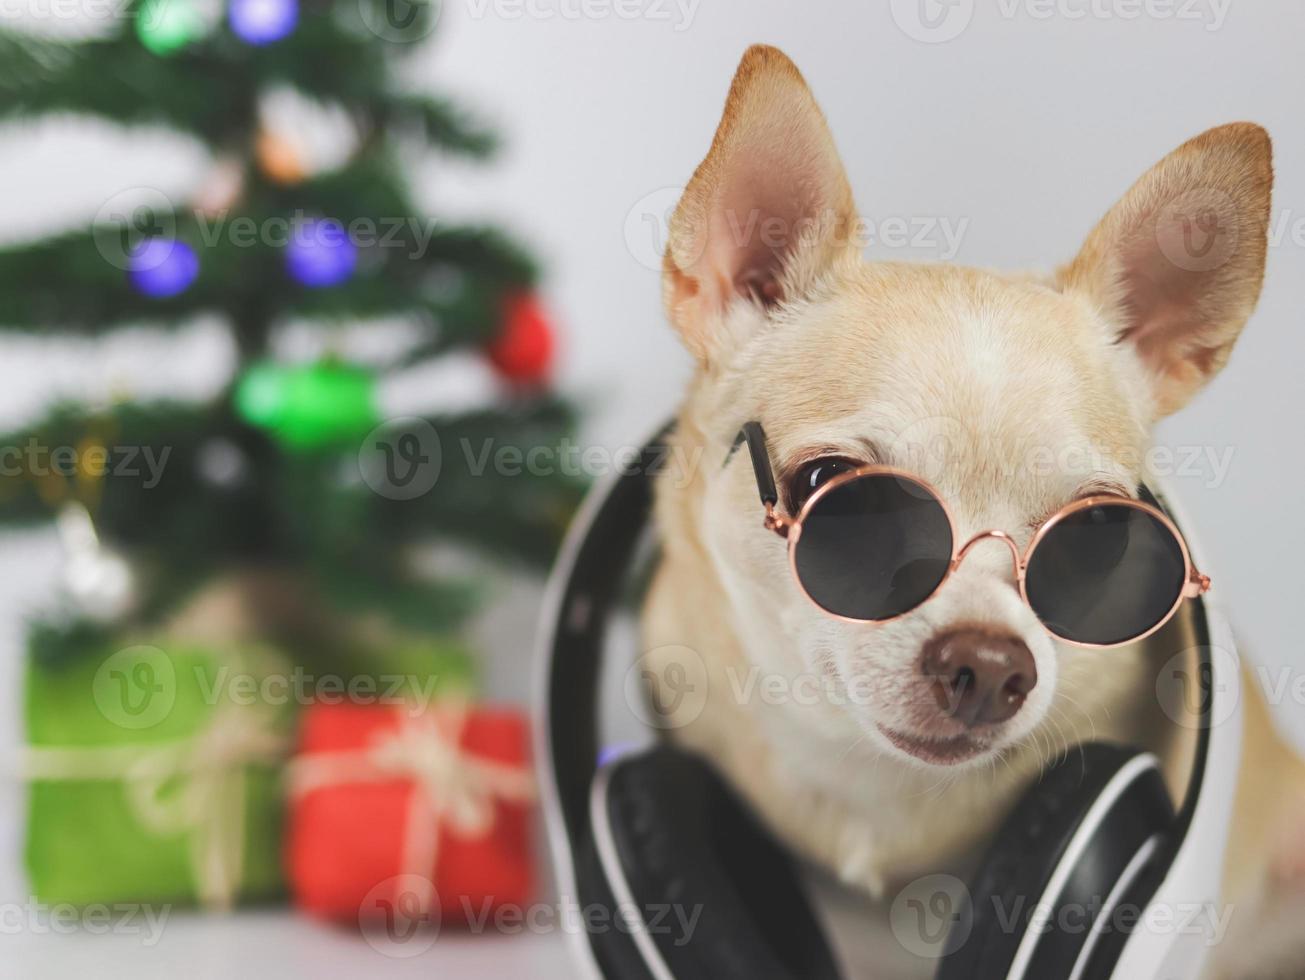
[285,219,357,288]
[127,239,199,298]
[229,0,298,45]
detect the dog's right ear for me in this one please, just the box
[1057,123,1273,418]
[663,45,858,367]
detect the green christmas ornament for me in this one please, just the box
[235,361,379,451]
[135,0,207,55]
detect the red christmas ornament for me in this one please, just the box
[486,294,554,385]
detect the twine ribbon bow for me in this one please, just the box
[287,702,535,912]
[18,693,289,911]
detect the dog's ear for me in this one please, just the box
[664,45,858,366]
[1058,123,1273,418]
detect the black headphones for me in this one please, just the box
[537,427,1226,980]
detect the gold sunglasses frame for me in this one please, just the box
[740,424,1210,649]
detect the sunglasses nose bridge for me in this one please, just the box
[953,530,1023,581]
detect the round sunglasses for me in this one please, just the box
[737,423,1210,648]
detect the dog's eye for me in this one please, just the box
[788,457,859,510]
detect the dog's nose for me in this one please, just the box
[921,628,1037,728]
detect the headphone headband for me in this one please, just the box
[536,428,670,846]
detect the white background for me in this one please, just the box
[1,1,1303,976]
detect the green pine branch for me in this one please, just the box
[0,201,536,345]
[381,95,498,159]
[0,11,492,157]
[0,396,582,568]
[0,32,257,146]
[2,0,582,666]
[2,395,582,656]
[363,399,586,565]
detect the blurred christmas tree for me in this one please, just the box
[0,0,581,669]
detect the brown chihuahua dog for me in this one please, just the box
[642,44,1303,978]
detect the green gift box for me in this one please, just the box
[23,640,295,909]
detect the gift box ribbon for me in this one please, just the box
[17,692,289,910]
[287,702,535,912]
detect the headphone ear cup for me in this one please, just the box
[579,746,842,980]
[935,742,1174,980]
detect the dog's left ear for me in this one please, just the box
[664,45,858,367]
[1058,123,1273,418]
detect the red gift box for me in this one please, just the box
[287,700,535,927]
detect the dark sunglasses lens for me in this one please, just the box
[793,474,953,621]
[1025,503,1187,645]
